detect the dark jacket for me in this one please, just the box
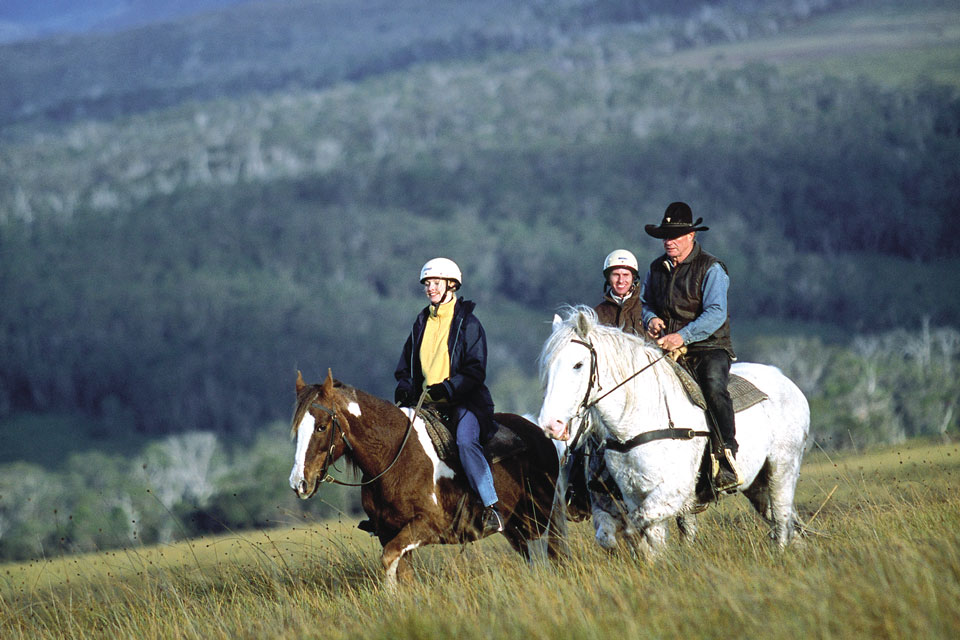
[594,288,644,335]
[394,297,496,442]
[645,242,735,358]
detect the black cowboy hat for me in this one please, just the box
[644,201,710,239]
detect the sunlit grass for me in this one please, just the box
[3,439,959,639]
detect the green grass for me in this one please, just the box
[645,3,960,87]
[3,438,958,639]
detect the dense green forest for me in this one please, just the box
[0,0,958,560]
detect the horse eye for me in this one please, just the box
[573,362,584,370]
[315,422,327,433]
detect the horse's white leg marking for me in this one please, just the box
[401,408,455,505]
[347,402,362,417]
[289,412,315,490]
[384,541,421,589]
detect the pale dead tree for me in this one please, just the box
[136,432,225,542]
[852,334,881,395]
[766,336,826,396]
[934,328,960,376]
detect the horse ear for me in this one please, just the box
[323,368,334,394]
[575,309,591,339]
[552,314,563,331]
[296,370,306,394]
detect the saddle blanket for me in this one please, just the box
[666,358,768,413]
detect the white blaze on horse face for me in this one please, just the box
[289,411,316,491]
[401,408,455,504]
[538,342,591,442]
[347,402,362,417]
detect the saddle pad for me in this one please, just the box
[666,358,768,413]
[417,406,527,466]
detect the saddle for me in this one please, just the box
[417,405,527,467]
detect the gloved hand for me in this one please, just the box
[425,382,449,402]
[395,387,413,406]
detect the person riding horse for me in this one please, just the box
[394,257,505,535]
[574,250,645,506]
[595,249,644,336]
[640,202,742,492]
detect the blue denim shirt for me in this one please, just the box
[639,262,729,345]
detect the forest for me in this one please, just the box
[0,0,958,560]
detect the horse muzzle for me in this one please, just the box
[294,477,320,499]
[540,417,570,442]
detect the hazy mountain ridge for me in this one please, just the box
[0,0,865,128]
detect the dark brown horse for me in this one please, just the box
[288,370,567,587]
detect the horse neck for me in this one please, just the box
[593,337,682,439]
[339,388,413,476]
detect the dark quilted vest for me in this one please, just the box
[647,243,735,358]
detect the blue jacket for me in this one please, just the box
[394,297,496,442]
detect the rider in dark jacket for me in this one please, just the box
[394,258,503,535]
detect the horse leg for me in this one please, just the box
[764,459,803,547]
[742,461,776,527]
[628,519,668,560]
[380,515,437,589]
[675,513,698,543]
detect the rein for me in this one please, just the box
[309,388,427,487]
[568,338,709,452]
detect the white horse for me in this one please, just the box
[537,306,809,555]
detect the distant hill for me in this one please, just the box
[0,0,957,440]
[0,0,870,127]
[0,0,253,43]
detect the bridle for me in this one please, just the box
[566,337,709,452]
[304,388,420,487]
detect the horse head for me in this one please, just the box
[537,306,601,443]
[289,369,351,499]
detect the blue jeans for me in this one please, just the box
[456,406,498,507]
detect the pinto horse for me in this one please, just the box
[289,370,566,587]
[538,307,810,555]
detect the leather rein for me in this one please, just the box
[307,388,427,487]
[568,338,710,452]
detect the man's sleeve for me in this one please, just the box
[677,263,728,345]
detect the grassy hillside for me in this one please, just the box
[3,438,958,638]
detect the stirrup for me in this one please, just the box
[713,448,742,493]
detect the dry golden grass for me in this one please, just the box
[2,438,959,639]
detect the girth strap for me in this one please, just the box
[605,428,711,453]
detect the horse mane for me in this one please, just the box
[539,305,682,414]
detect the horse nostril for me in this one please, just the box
[298,480,307,494]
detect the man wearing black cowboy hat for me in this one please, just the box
[639,201,741,492]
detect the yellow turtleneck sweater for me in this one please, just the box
[419,297,455,389]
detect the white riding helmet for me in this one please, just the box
[603,249,639,277]
[419,257,462,289]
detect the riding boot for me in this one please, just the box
[714,446,742,493]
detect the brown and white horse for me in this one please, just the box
[288,370,566,587]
